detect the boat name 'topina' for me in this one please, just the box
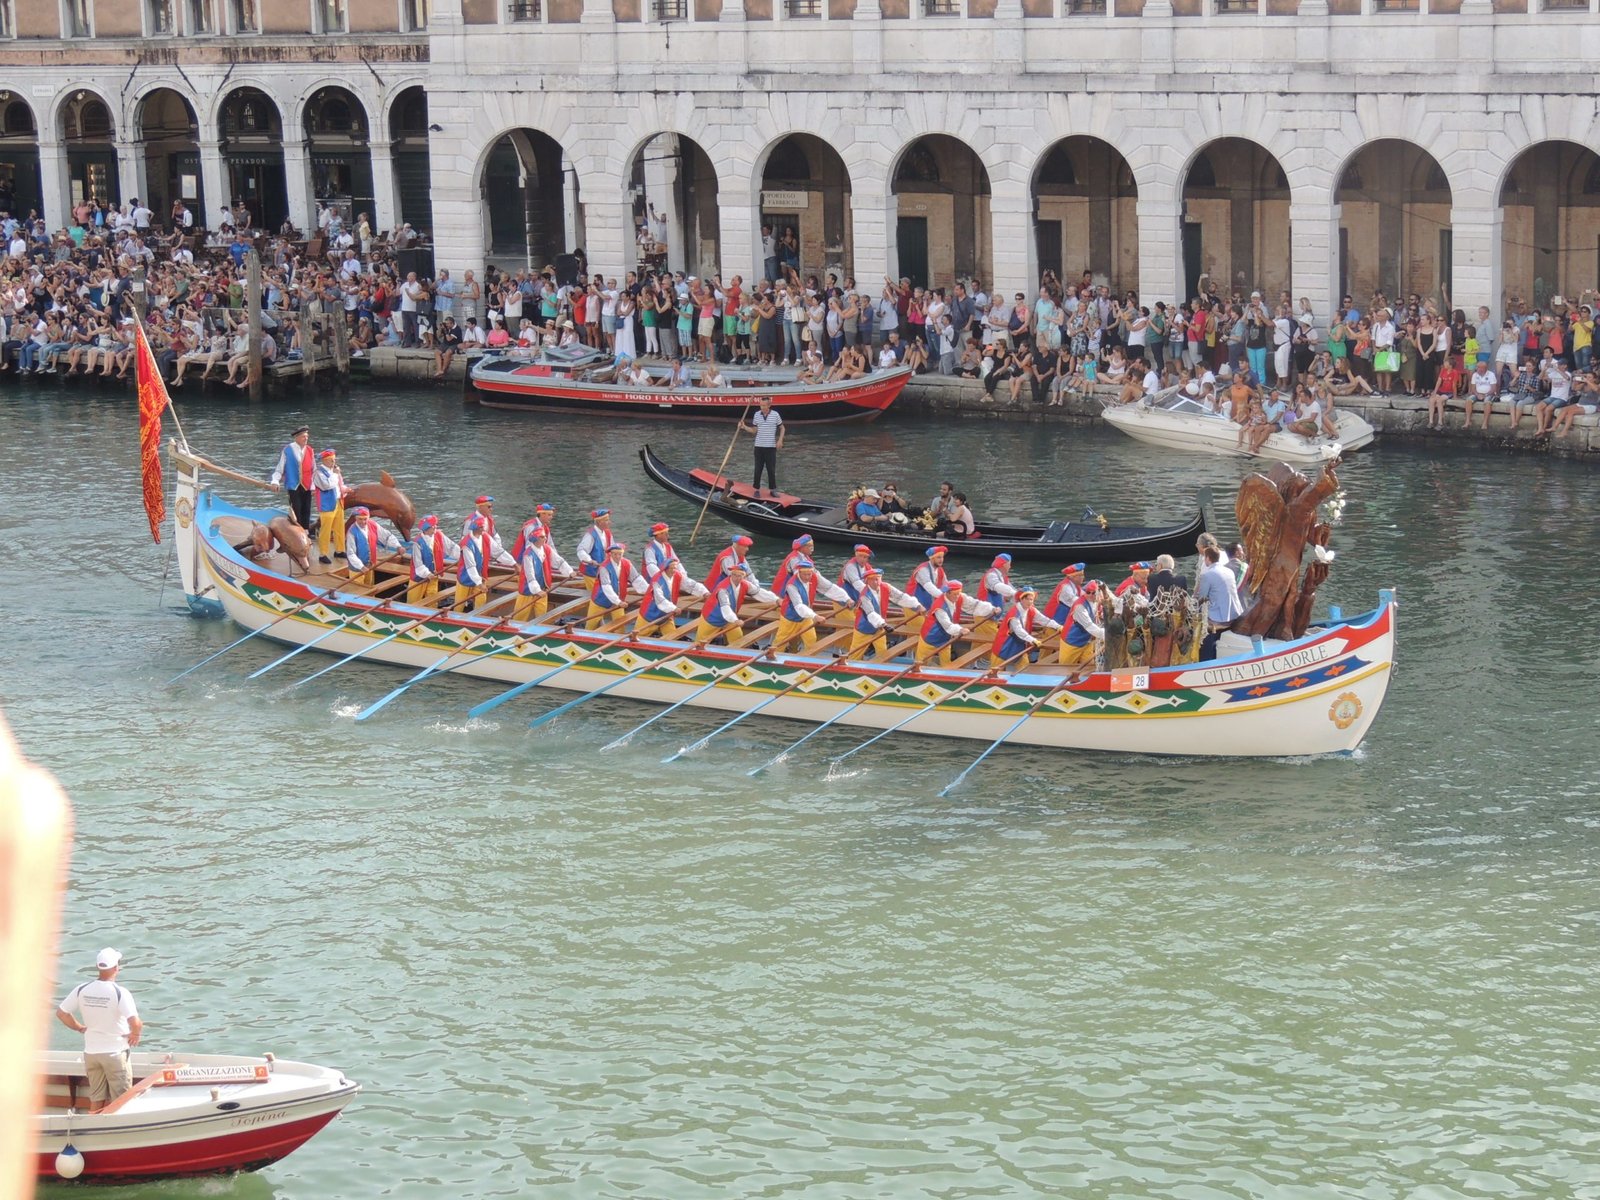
[1189,641,1340,686]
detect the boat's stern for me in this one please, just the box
[169,442,224,618]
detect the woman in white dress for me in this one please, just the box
[615,292,637,359]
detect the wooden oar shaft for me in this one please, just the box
[690,405,750,547]
[179,451,280,493]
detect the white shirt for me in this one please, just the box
[750,409,783,448]
[1472,368,1497,398]
[1142,368,1161,394]
[401,281,423,313]
[59,979,140,1055]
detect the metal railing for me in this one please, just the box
[924,0,960,14]
[1372,0,1419,10]
[1064,0,1106,14]
[1214,0,1256,11]
[653,0,688,18]
[508,0,541,15]
[786,0,823,15]
[1543,0,1588,10]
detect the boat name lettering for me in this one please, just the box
[204,545,249,584]
[1195,642,1337,686]
[228,1110,280,1129]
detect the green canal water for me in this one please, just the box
[4,383,1599,1199]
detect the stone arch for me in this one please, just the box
[1498,139,1600,310]
[756,133,854,284]
[56,88,119,208]
[1030,136,1138,293]
[888,132,994,290]
[1334,138,1454,309]
[136,87,202,219]
[200,77,286,137]
[625,130,721,277]
[1180,136,1292,303]
[0,93,41,218]
[217,86,287,229]
[302,85,374,229]
[480,126,571,269]
[388,85,432,233]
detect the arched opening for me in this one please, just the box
[1180,138,1290,303]
[389,86,432,234]
[481,128,568,271]
[1336,139,1453,309]
[758,133,852,285]
[138,88,202,225]
[59,91,118,210]
[1031,136,1138,293]
[304,86,373,232]
[219,87,287,231]
[629,134,719,278]
[1498,141,1600,311]
[892,135,992,292]
[0,93,41,219]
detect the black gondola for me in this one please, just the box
[640,446,1209,565]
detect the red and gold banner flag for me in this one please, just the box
[134,323,168,544]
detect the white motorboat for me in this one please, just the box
[1101,390,1375,465]
[36,1050,358,1183]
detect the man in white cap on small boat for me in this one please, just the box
[345,506,404,587]
[774,558,850,653]
[408,514,460,605]
[694,562,776,646]
[513,522,575,622]
[635,554,708,638]
[586,542,647,630]
[990,584,1061,669]
[57,948,142,1114]
[848,564,923,661]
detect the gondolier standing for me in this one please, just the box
[740,396,784,497]
[270,425,315,531]
[57,948,142,1115]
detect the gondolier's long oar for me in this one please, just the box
[936,670,1080,799]
[243,561,411,679]
[351,591,521,720]
[465,603,651,719]
[526,639,711,730]
[662,633,855,764]
[689,405,750,547]
[599,619,782,750]
[828,641,1050,768]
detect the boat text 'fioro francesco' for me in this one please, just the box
[170,443,1394,759]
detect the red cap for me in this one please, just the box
[651,522,670,534]
[318,449,336,459]
[475,495,494,506]
[853,544,873,555]
[734,535,753,547]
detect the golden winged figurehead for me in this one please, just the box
[1231,459,1341,641]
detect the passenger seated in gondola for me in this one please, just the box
[878,483,909,516]
[945,492,976,538]
[851,488,891,530]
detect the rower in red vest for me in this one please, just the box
[774,558,849,653]
[454,515,494,612]
[408,514,460,605]
[643,522,677,583]
[771,533,815,597]
[907,545,949,608]
[635,555,708,638]
[837,543,874,601]
[703,534,756,592]
[511,502,557,561]
[1058,581,1107,669]
[848,564,923,661]
[345,505,403,587]
[461,495,515,567]
[576,509,614,578]
[1043,563,1086,624]
[914,579,970,667]
[1115,561,1152,597]
[586,542,645,629]
[513,523,574,623]
[990,584,1062,669]
[694,562,776,646]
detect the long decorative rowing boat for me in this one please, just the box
[38,1051,358,1183]
[170,445,1394,759]
[469,351,912,423]
[641,445,1209,564]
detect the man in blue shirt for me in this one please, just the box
[1195,545,1244,660]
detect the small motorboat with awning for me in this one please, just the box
[469,350,912,423]
[640,445,1208,564]
[37,1051,358,1183]
[1101,389,1375,465]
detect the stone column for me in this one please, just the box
[583,191,633,280]
[281,139,314,235]
[117,138,145,211]
[38,138,69,227]
[1295,0,1330,68]
[989,182,1032,303]
[852,0,882,74]
[1290,198,1340,331]
[198,138,226,230]
[1140,0,1174,74]
[1135,187,1183,306]
[1450,203,1502,317]
[369,139,401,234]
[718,186,754,282]
[851,186,895,294]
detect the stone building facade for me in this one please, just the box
[3,0,1600,321]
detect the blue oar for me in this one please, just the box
[936,675,1078,799]
[168,586,338,684]
[526,639,710,730]
[601,644,778,751]
[248,594,392,679]
[745,653,926,777]
[352,592,520,720]
[829,644,1040,768]
[465,606,648,719]
[662,651,847,764]
[291,602,456,689]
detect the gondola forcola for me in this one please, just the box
[168,443,1397,760]
[640,445,1209,565]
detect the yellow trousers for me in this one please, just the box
[1057,640,1098,670]
[773,617,817,654]
[512,593,548,623]
[585,600,622,630]
[969,619,997,644]
[349,568,375,588]
[694,618,736,645]
[849,629,889,661]
[317,503,345,560]
[453,583,486,612]
[914,638,953,666]
[407,578,439,606]
[634,613,678,639]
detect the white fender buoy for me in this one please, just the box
[55,1145,85,1179]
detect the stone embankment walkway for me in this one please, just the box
[898,376,1600,460]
